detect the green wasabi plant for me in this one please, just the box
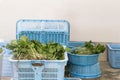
[72,41,105,55]
[0,48,2,54]
[6,36,68,60]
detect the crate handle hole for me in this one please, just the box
[32,63,43,67]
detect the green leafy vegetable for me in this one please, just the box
[0,48,2,53]
[6,36,67,60]
[72,41,105,55]
[44,42,65,60]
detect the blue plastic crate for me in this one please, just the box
[107,44,120,68]
[0,41,12,77]
[9,19,70,80]
[0,48,5,78]
[9,52,68,80]
[68,53,99,66]
[16,20,70,45]
[69,63,101,78]
[2,49,12,77]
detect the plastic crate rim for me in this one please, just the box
[17,19,70,24]
[68,52,99,57]
[0,48,6,55]
[107,44,120,51]
[16,19,70,32]
[9,52,68,63]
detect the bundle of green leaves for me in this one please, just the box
[6,36,67,60]
[0,48,2,54]
[72,41,105,55]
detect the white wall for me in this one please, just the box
[0,0,120,42]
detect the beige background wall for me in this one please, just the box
[0,0,120,42]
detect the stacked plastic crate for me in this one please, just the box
[0,48,5,79]
[10,20,71,80]
[2,49,12,77]
[0,42,12,77]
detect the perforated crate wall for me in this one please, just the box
[0,48,5,78]
[2,49,12,77]
[10,52,68,80]
[16,20,70,45]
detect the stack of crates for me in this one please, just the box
[0,48,5,79]
[10,20,70,80]
[0,41,12,78]
[0,42,12,77]
[67,41,101,78]
[2,49,12,77]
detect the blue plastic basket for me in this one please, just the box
[68,53,99,66]
[9,19,70,80]
[16,20,70,45]
[67,41,85,49]
[64,78,82,80]
[69,63,101,78]
[68,50,101,78]
[107,44,120,68]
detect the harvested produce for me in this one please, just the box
[0,48,2,53]
[6,36,68,60]
[72,41,105,55]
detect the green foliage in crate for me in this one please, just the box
[0,48,2,53]
[72,41,105,55]
[6,36,69,60]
